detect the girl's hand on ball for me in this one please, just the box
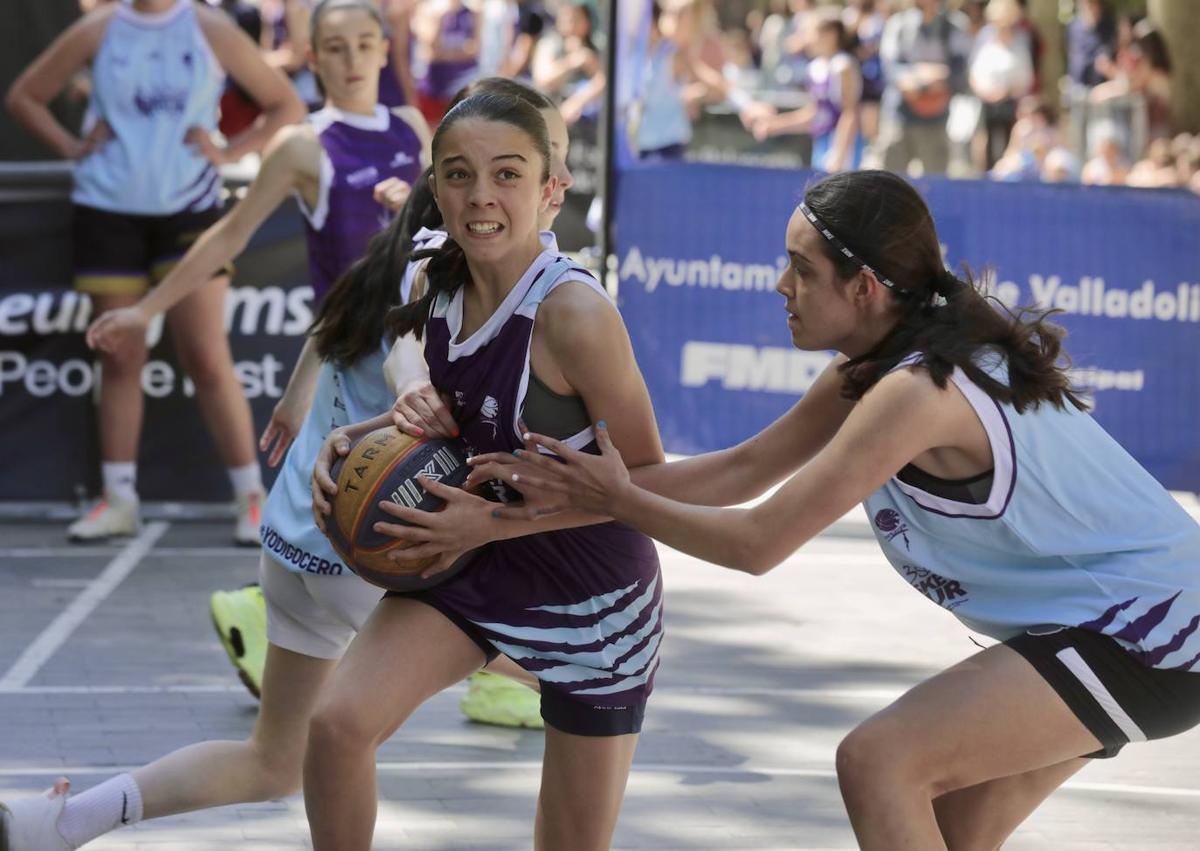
[311,428,351,529]
[465,435,568,520]
[477,421,630,518]
[391,380,459,439]
[373,476,494,573]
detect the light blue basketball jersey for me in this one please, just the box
[863,350,1200,671]
[73,1,225,215]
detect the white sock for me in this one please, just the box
[227,463,263,498]
[57,773,144,847]
[101,463,137,504]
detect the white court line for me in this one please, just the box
[6,546,251,558]
[0,683,901,700]
[0,522,169,691]
[1,761,1197,800]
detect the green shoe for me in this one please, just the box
[460,671,544,729]
[209,584,267,699]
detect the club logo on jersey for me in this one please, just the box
[480,395,501,438]
[874,508,910,550]
[901,564,968,610]
[133,86,188,117]
[390,151,415,169]
[345,165,380,188]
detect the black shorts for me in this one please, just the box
[73,202,230,296]
[389,589,649,738]
[1007,625,1200,758]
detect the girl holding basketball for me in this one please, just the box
[302,92,664,851]
[0,76,580,851]
[469,169,1200,850]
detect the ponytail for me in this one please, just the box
[310,166,441,365]
[384,238,471,341]
[804,171,1087,414]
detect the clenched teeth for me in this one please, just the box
[467,222,502,234]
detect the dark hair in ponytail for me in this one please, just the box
[310,166,441,365]
[803,170,1086,413]
[386,91,551,341]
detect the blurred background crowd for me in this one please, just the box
[3,0,1198,196]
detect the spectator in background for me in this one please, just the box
[533,0,604,125]
[1171,133,1196,187]
[627,0,726,161]
[781,0,818,88]
[216,0,267,137]
[754,0,794,89]
[412,0,479,124]
[749,12,864,172]
[876,0,971,177]
[262,0,324,110]
[1126,137,1178,189]
[968,0,1032,171]
[843,0,887,146]
[991,99,1061,181]
[1064,0,1115,159]
[1090,19,1171,160]
[498,1,548,80]
[1081,121,1128,185]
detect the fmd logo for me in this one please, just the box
[680,342,835,394]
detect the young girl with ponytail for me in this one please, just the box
[471,168,1200,850]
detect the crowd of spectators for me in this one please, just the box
[651,0,1198,193]
[54,0,1200,195]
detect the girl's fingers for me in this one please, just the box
[376,501,431,524]
[414,474,456,499]
[259,423,276,451]
[372,520,433,541]
[389,543,444,563]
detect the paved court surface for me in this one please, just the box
[3,514,1200,850]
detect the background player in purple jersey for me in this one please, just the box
[303,93,664,851]
[469,169,1200,851]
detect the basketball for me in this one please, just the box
[322,427,476,591]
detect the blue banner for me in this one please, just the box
[615,163,1200,491]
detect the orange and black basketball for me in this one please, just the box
[323,427,476,591]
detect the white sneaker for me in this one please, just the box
[234,490,264,547]
[66,494,140,542]
[0,782,73,851]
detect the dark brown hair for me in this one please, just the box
[804,170,1086,413]
[386,91,552,341]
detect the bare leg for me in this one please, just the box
[933,757,1089,851]
[93,293,147,464]
[535,724,638,851]
[166,275,257,468]
[486,654,541,690]
[304,598,486,851]
[836,644,1102,851]
[133,643,337,817]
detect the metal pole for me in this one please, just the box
[599,0,619,291]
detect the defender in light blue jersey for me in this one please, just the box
[482,170,1200,850]
[6,0,305,547]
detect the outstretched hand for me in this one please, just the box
[465,421,629,520]
[85,305,151,355]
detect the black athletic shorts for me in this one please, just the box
[1007,625,1200,758]
[73,202,230,296]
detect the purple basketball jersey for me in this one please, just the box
[418,251,664,718]
[417,6,477,100]
[298,105,423,304]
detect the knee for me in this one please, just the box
[836,721,929,805]
[306,699,382,761]
[99,345,146,376]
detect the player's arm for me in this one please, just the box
[628,354,853,505]
[506,369,956,574]
[392,105,433,167]
[4,6,114,159]
[196,4,306,163]
[86,126,320,351]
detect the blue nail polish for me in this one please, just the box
[597,420,607,429]
[512,449,521,456]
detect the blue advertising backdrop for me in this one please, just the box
[614,163,1200,491]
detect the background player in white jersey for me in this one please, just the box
[470,169,1200,850]
[5,0,305,545]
